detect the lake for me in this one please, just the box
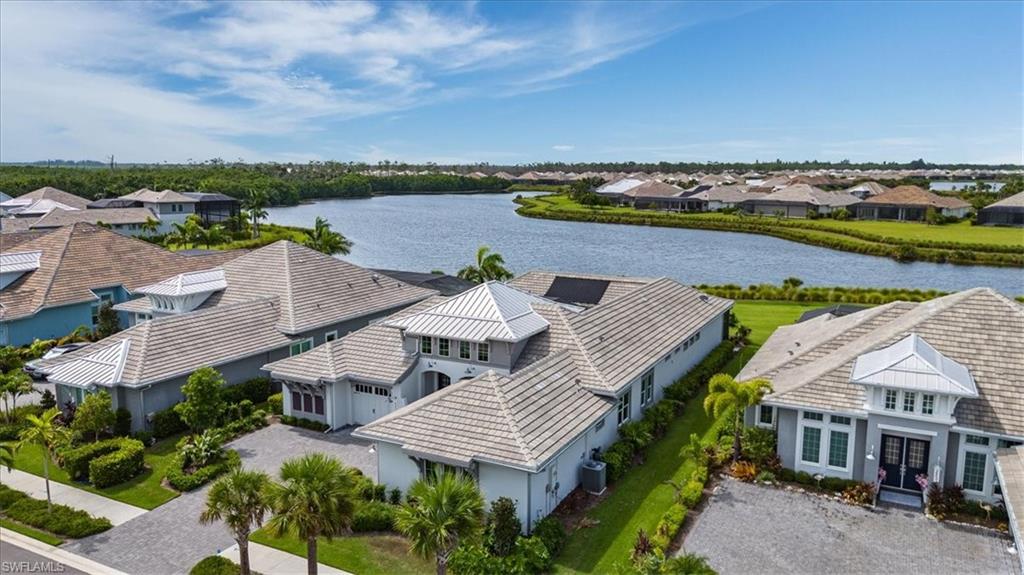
[266,193,1024,295]
[929,180,1005,192]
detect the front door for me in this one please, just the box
[880,434,931,492]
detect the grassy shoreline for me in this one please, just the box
[515,194,1024,267]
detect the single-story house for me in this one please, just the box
[740,184,861,217]
[854,186,971,221]
[594,178,649,205]
[35,240,436,430]
[690,184,771,211]
[630,181,696,211]
[0,223,242,346]
[977,191,1024,226]
[742,288,1022,505]
[265,274,732,531]
[845,181,891,200]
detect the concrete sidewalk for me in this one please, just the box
[0,527,131,575]
[0,467,148,526]
[219,541,352,575]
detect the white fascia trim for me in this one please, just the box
[876,423,939,437]
[951,426,1024,443]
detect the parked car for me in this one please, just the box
[23,343,89,379]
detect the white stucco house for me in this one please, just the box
[265,271,732,531]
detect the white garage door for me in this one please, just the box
[352,383,392,424]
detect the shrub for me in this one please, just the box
[388,487,402,505]
[39,389,57,410]
[663,342,734,403]
[777,468,796,482]
[690,465,709,485]
[218,411,268,440]
[927,483,966,519]
[449,537,551,575]
[352,500,397,532]
[652,503,687,553]
[618,420,654,454]
[166,450,240,492]
[794,471,814,485]
[221,377,272,406]
[532,515,567,556]
[631,528,655,564]
[179,430,224,469]
[741,426,777,467]
[599,441,634,482]
[133,430,154,446]
[820,476,850,493]
[755,470,776,483]
[842,482,875,506]
[190,556,241,575]
[152,407,188,439]
[114,408,132,437]
[680,481,705,508]
[71,391,115,441]
[279,415,330,432]
[642,400,676,437]
[731,461,757,482]
[0,484,27,509]
[4,489,112,537]
[88,438,145,488]
[267,393,283,415]
[488,497,522,557]
[62,438,128,481]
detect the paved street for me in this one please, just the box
[64,425,376,575]
[684,478,1020,575]
[1,539,88,575]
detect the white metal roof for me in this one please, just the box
[385,281,567,343]
[44,339,130,388]
[8,199,81,216]
[850,333,978,396]
[595,178,647,196]
[0,250,42,273]
[134,268,226,296]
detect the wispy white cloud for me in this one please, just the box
[552,145,575,152]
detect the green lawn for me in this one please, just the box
[1,518,64,546]
[731,300,820,346]
[11,434,181,510]
[250,530,433,575]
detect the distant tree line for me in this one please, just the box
[0,165,509,206]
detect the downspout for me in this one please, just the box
[526,469,532,534]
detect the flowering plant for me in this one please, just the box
[915,473,929,490]
[877,468,887,482]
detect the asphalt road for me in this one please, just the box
[0,539,88,575]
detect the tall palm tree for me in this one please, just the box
[703,374,771,463]
[167,215,204,249]
[0,370,35,421]
[456,246,513,283]
[242,190,269,239]
[302,217,352,256]
[200,469,273,575]
[140,216,160,236]
[18,408,71,510]
[202,224,227,249]
[395,471,485,575]
[267,454,359,575]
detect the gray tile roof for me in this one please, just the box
[30,207,158,229]
[121,188,197,204]
[754,184,861,207]
[995,445,1024,564]
[745,289,1024,437]
[983,190,1024,210]
[14,187,91,210]
[508,270,654,306]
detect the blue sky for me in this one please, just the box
[1,1,1020,164]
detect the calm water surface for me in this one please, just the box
[267,193,1024,294]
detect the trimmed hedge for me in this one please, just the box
[221,377,273,406]
[166,450,241,491]
[352,500,397,532]
[89,439,145,488]
[0,485,111,538]
[190,556,243,575]
[219,411,268,441]
[280,415,329,432]
[651,502,688,552]
[267,393,283,415]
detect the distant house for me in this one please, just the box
[117,189,198,233]
[977,191,1024,226]
[181,192,241,227]
[743,289,1022,506]
[845,181,891,200]
[0,223,241,347]
[629,181,694,210]
[0,187,91,217]
[690,184,772,211]
[740,184,861,217]
[595,177,648,204]
[855,185,971,221]
[28,207,158,237]
[36,241,436,430]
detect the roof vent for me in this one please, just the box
[371,273,380,283]
[699,295,710,303]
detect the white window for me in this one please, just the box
[420,336,432,355]
[477,342,489,363]
[758,405,774,427]
[640,371,654,406]
[617,388,632,426]
[438,338,450,357]
[902,392,916,413]
[459,341,471,360]
[883,389,897,411]
[325,330,338,342]
[289,338,312,356]
[921,394,935,415]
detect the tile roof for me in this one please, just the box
[7,199,82,217]
[627,180,685,199]
[995,445,1024,563]
[850,334,978,396]
[982,190,1024,210]
[844,181,891,197]
[121,188,197,204]
[11,187,91,210]
[508,271,653,306]
[691,184,770,204]
[0,218,39,234]
[373,269,476,296]
[384,281,562,343]
[0,223,244,321]
[213,242,435,334]
[39,298,293,387]
[744,289,1024,437]
[29,207,158,229]
[755,184,861,207]
[860,185,970,209]
[135,268,226,296]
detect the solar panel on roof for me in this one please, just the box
[544,277,610,305]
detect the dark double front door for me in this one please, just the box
[880,434,930,491]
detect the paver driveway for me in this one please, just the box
[65,424,376,575]
[683,478,1019,575]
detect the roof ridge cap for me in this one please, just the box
[281,243,297,331]
[559,308,611,389]
[483,371,535,466]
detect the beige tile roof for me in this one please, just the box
[39,297,293,387]
[746,289,1024,437]
[30,207,158,229]
[121,188,197,204]
[983,190,1024,209]
[0,218,39,234]
[759,184,861,207]
[508,270,654,306]
[213,242,435,334]
[15,187,91,210]
[355,349,616,471]
[627,180,685,199]
[860,185,970,209]
[0,223,244,321]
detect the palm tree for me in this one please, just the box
[200,469,273,575]
[0,442,16,471]
[267,454,359,575]
[395,471,485,575]
[141,216,160,236]
[242,190,269,238]
[703,374,771,463]
[0,370,35,421]
[302,217,352,256]
[18,408,71,510]
[201,224,227,249]
[456,246,513,283]
[167,215,204,249]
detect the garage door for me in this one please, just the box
[352,383,392,424]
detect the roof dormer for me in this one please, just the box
[134,268,226,315]
[0,250,42,290]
